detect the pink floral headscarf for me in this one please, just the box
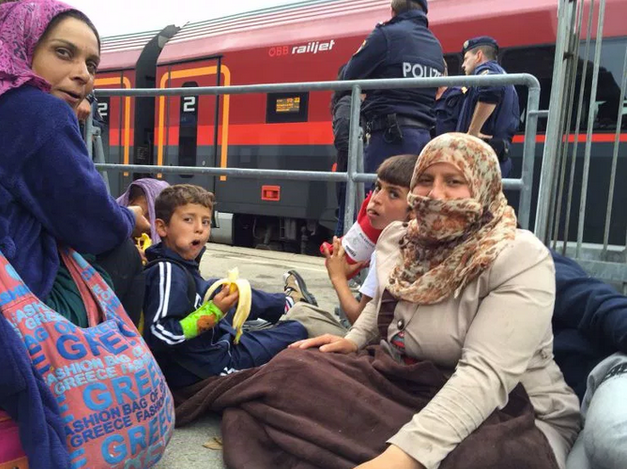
[0,0,72,98]
[387,133,518,304]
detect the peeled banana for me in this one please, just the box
[136,233,152,264]
[203,267,252,344]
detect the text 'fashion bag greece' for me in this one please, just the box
[0,247,174,468]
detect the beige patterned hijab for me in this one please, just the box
[387,133,517,304]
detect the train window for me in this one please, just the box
[501,45,555,132]
[266,92,309,123]
[502,37,627,133]
[444,54,461,76]
[179,81,199,176]
[578,38,627,131]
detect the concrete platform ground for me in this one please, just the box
[155,242,339,468]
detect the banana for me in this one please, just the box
[136,233,152,254]
[135,233,152,266]
[203,267,252,344]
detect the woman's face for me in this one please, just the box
[412,162,472,200]
[31,17,100,111]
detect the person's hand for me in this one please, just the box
[323,236,348,281]
[289,334,358,354]
[467,130,493,141]
[354,445,425,469]
[76,99,91,122]
[212,285,239,313]
[323,237,367,281]
[136,244,147,264]
[128,205,151,238]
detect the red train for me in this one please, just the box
[96,0,627,250]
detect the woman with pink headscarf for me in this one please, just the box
[0,0,149,326]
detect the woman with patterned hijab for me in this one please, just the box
[286,133,581,469]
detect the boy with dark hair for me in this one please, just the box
[374,151,420,189]
[143,184,308,388]
[284,154,418,337]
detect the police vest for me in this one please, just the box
[343,10,444,127]
[456,61,520,140]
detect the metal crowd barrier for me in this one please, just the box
[536,0,627,292]
[93,73,542,235]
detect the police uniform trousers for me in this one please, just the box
[364,127,431,174]
[500,158,513,179]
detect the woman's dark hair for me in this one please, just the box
[39,10,101,51]
[330,64,350,114]
[128,185,145,203]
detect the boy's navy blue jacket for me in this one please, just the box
[0,315,69,468]
[551,250,627,400]
[144,243,232,387]
[143,243,297,388]
[0,86,134,300]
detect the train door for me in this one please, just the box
[157,57,226,195]
[94,71,136,196]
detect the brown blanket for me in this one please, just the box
[174,347,559,469]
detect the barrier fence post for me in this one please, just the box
[562,0,596,256]
[535,0,576,244]
[84,105,94,159]
[518,81,541,230]
[93,127,111,194]
[576,0,606,258]
[602,47,627,256]
[344,83,362,234]
[551,0,585,247]
[356,128,366,207]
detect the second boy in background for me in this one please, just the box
[142,184,308,388]
[284,154,418,337]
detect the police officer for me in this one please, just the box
[434,60,466,137]
[456,36,519,177]
[343,0,443,174]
